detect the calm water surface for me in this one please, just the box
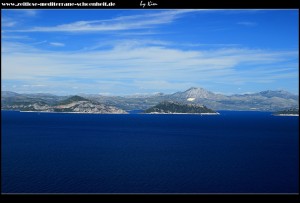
[1,110,299,193]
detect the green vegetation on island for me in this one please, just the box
[144,101,217,114]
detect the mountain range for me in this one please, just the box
[1,87,299,112]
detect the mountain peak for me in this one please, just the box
[186,87,205,91]
[183,87,213,99]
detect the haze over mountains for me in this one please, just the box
[1,87,299,112]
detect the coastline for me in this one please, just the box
[6,110,220,115]
[273,114,299,117]
[18,111,128,115]
[144,112,220,115]
[4,110,299,116]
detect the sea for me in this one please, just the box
[1,110,299,193]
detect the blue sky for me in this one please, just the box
[2,9,299,95]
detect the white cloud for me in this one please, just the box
[2,35,31,40]
[23,9,38,16]
[2,40,298,94]
[2,18,17,27]
[6,10,199,33]
[22,84,46,87]
[118,31,160,36]
[13,9,38,16]
[49,42,65,47]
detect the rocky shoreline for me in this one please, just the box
[146,112,220,115]
[273,114,299,116]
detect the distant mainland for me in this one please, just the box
[1,87,299,115]
[273,108,299,116]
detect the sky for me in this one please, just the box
[1,9,299,95]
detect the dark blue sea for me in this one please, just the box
[1,110,299,193]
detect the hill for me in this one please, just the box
[144,101,218,114]
[2,94,127,114]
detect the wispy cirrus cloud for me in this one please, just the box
[22,9,38,16]
[80,39,172,51]
[2,17,17,27]
[12,9,38,17]
[49,42,65,47]
[2,40,298,94]
[3,9,262,33]
[2,9,38,26]
[2,10,297,95]
[1,35,31,40]
[5,10,199,33]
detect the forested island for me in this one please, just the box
[144,101,218,114]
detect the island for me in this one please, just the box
[2,95,127,114]
[273,108,299,116]
[144,101,219,115]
